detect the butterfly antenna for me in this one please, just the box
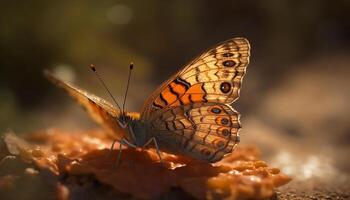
[122,63,133,122]
[89,64,123,113]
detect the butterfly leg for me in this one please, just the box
[105,139,121,159]
[115,141,124,167]
[106,138,136,167]
[116,138,139,166]
[143,137,163,164]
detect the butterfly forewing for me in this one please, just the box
[141,37,250,119]
[44,71,126,138]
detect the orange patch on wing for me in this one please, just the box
[170,82,187,96]
[156,83,206,108]
[180,84,206,104]
[190,93,205,102]
[180,94,191,105]
[170,100,181,107]
[161,89,177,105]
[155,81,189,108]
[186,84,204,94]
[215,116,223,125]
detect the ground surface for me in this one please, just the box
[275,179,350,200]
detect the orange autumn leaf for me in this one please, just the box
[2,129,291,199]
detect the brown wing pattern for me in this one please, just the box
[44,71,126,138]
[150,103,241,162]
[141,37,250,121]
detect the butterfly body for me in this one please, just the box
[122,116,148,147]
[45,37,250,163]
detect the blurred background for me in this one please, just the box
[0,0,349,189]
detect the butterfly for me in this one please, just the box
[45,37,250,163]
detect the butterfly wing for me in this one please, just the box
[141,37,250,120]
[44,70,130,138]
[150,103,240,162]
[141,37,250,162]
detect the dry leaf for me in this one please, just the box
[1,129,291,199]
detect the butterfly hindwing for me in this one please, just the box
[150,102,240,162]
[44,71,126,138]
[151,103,240,162]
